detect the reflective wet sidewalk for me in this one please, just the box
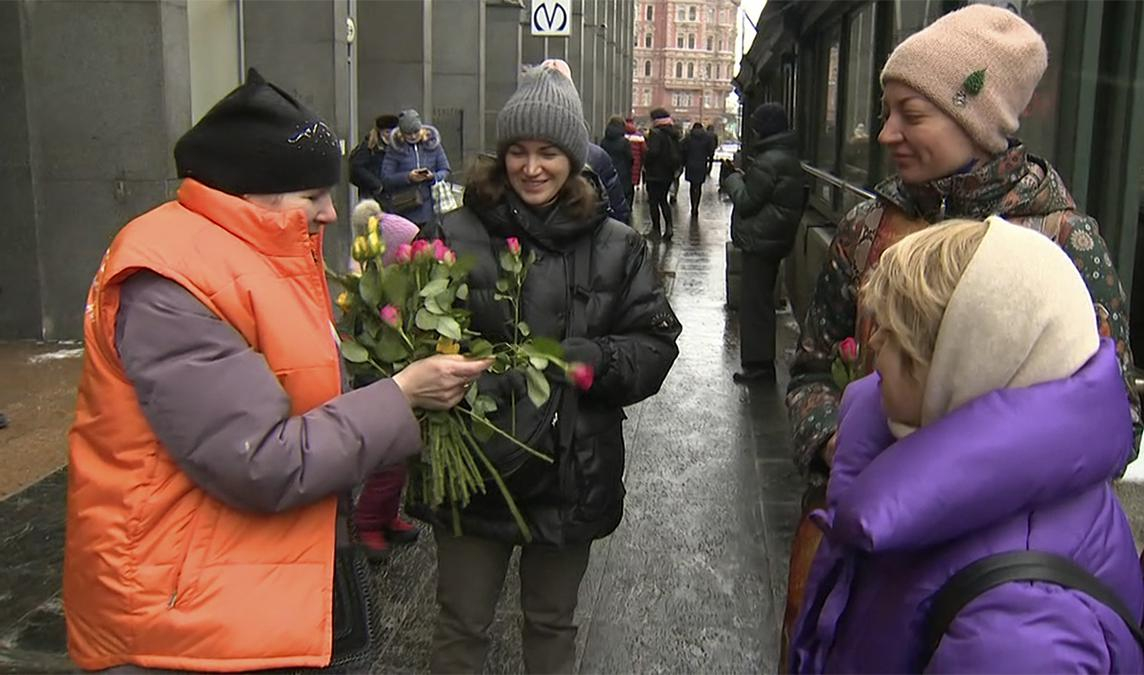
[0,179,805,673]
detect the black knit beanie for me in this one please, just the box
[174,68,341,196]
[751,103,789,139]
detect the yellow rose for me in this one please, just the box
[335,291,352,311]
[367,215,380,236]
[368,230,385,257]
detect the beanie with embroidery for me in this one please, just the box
[174,68,340,195]
[497,66,589,169]
[880,4,1047,154]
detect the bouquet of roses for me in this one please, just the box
[329,217,591,540]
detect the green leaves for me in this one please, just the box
[437,316,463,341]
[359,266,382,306]
[420,278,450,298]
[340,340,369,363]
[524,366,550,408]
[468,339,495,358]
[517,321,531,337]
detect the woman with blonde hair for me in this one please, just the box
[790,217,1144,672]
[782,4,1140,663]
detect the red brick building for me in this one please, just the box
[632,0,739,129]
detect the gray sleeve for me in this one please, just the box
[115,271,422,513]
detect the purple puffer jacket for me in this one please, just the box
[790,340,1144,673]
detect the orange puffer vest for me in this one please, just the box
[65,179,342,671]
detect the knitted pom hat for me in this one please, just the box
[880,4,1047,154]
[496,66,589,169]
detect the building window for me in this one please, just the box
[677,34,684,48]
[644,88,652,106]
[689,5,697,21]
[677,5,687,21]
[707,6,714,22]
[645,60,652,77]
[675,61,683,78]
[715,63,720,79]
[816,26,842,180]
[646,4,653,21]
[687,62,694,78]
[688,33,695,49]
[842,5,876,193]
[705,63,712,78]
[706,35,713,51]
[645,32,653,48]
[718,38,724,52]
[705,91,713,108]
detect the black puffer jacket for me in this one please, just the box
[416,182,681,546]
[722,131,807,257]
[643,123,681,184]
[599,121,633,189]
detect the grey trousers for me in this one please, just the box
[430,530,592,675]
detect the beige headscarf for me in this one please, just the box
[896,216,1099,436]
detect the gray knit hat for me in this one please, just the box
[496,66,589,169]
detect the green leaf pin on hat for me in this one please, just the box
[954,68,986,107]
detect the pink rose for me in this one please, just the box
[433,239,450,261]
[506,237,521,256]
[379,305,401,328]
[443,249,457,265]
[839,337,859,364]
[411,240,432,259]
[568,362,594,391]
[394,243,413,264]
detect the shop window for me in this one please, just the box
[842,5,876,188]
[1013,0,1066,158]
[816,26,842,193]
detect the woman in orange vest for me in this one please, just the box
[63,69,488,673]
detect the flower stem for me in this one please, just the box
[455,407,553,462]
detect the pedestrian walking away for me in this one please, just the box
[781,6,1141,670]
[643,107,682,241]
[681,122,713,219]
[415,64,681,675]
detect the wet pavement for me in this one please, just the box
[0,179,806,673]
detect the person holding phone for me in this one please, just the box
[381,109,452,228]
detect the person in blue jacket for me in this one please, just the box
[380,109,451,228]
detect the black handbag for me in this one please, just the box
[386,185,423,214]
[921,550,1144,669]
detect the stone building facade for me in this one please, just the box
[631,0,739,127]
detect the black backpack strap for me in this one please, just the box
[922,550,1144,669]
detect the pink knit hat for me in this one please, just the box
[880,4,1047,154]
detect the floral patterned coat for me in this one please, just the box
[786,146,1140,482]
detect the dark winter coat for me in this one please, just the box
[680,128,712,183]
[599,121,634,192]
[348,131,391,198]
[721,131,806,257]
[587,143,631,224]
[643,123,681,184]
[415,179,681,546]
[380,125,451,225]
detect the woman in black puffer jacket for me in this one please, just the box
[416,66,681,674]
